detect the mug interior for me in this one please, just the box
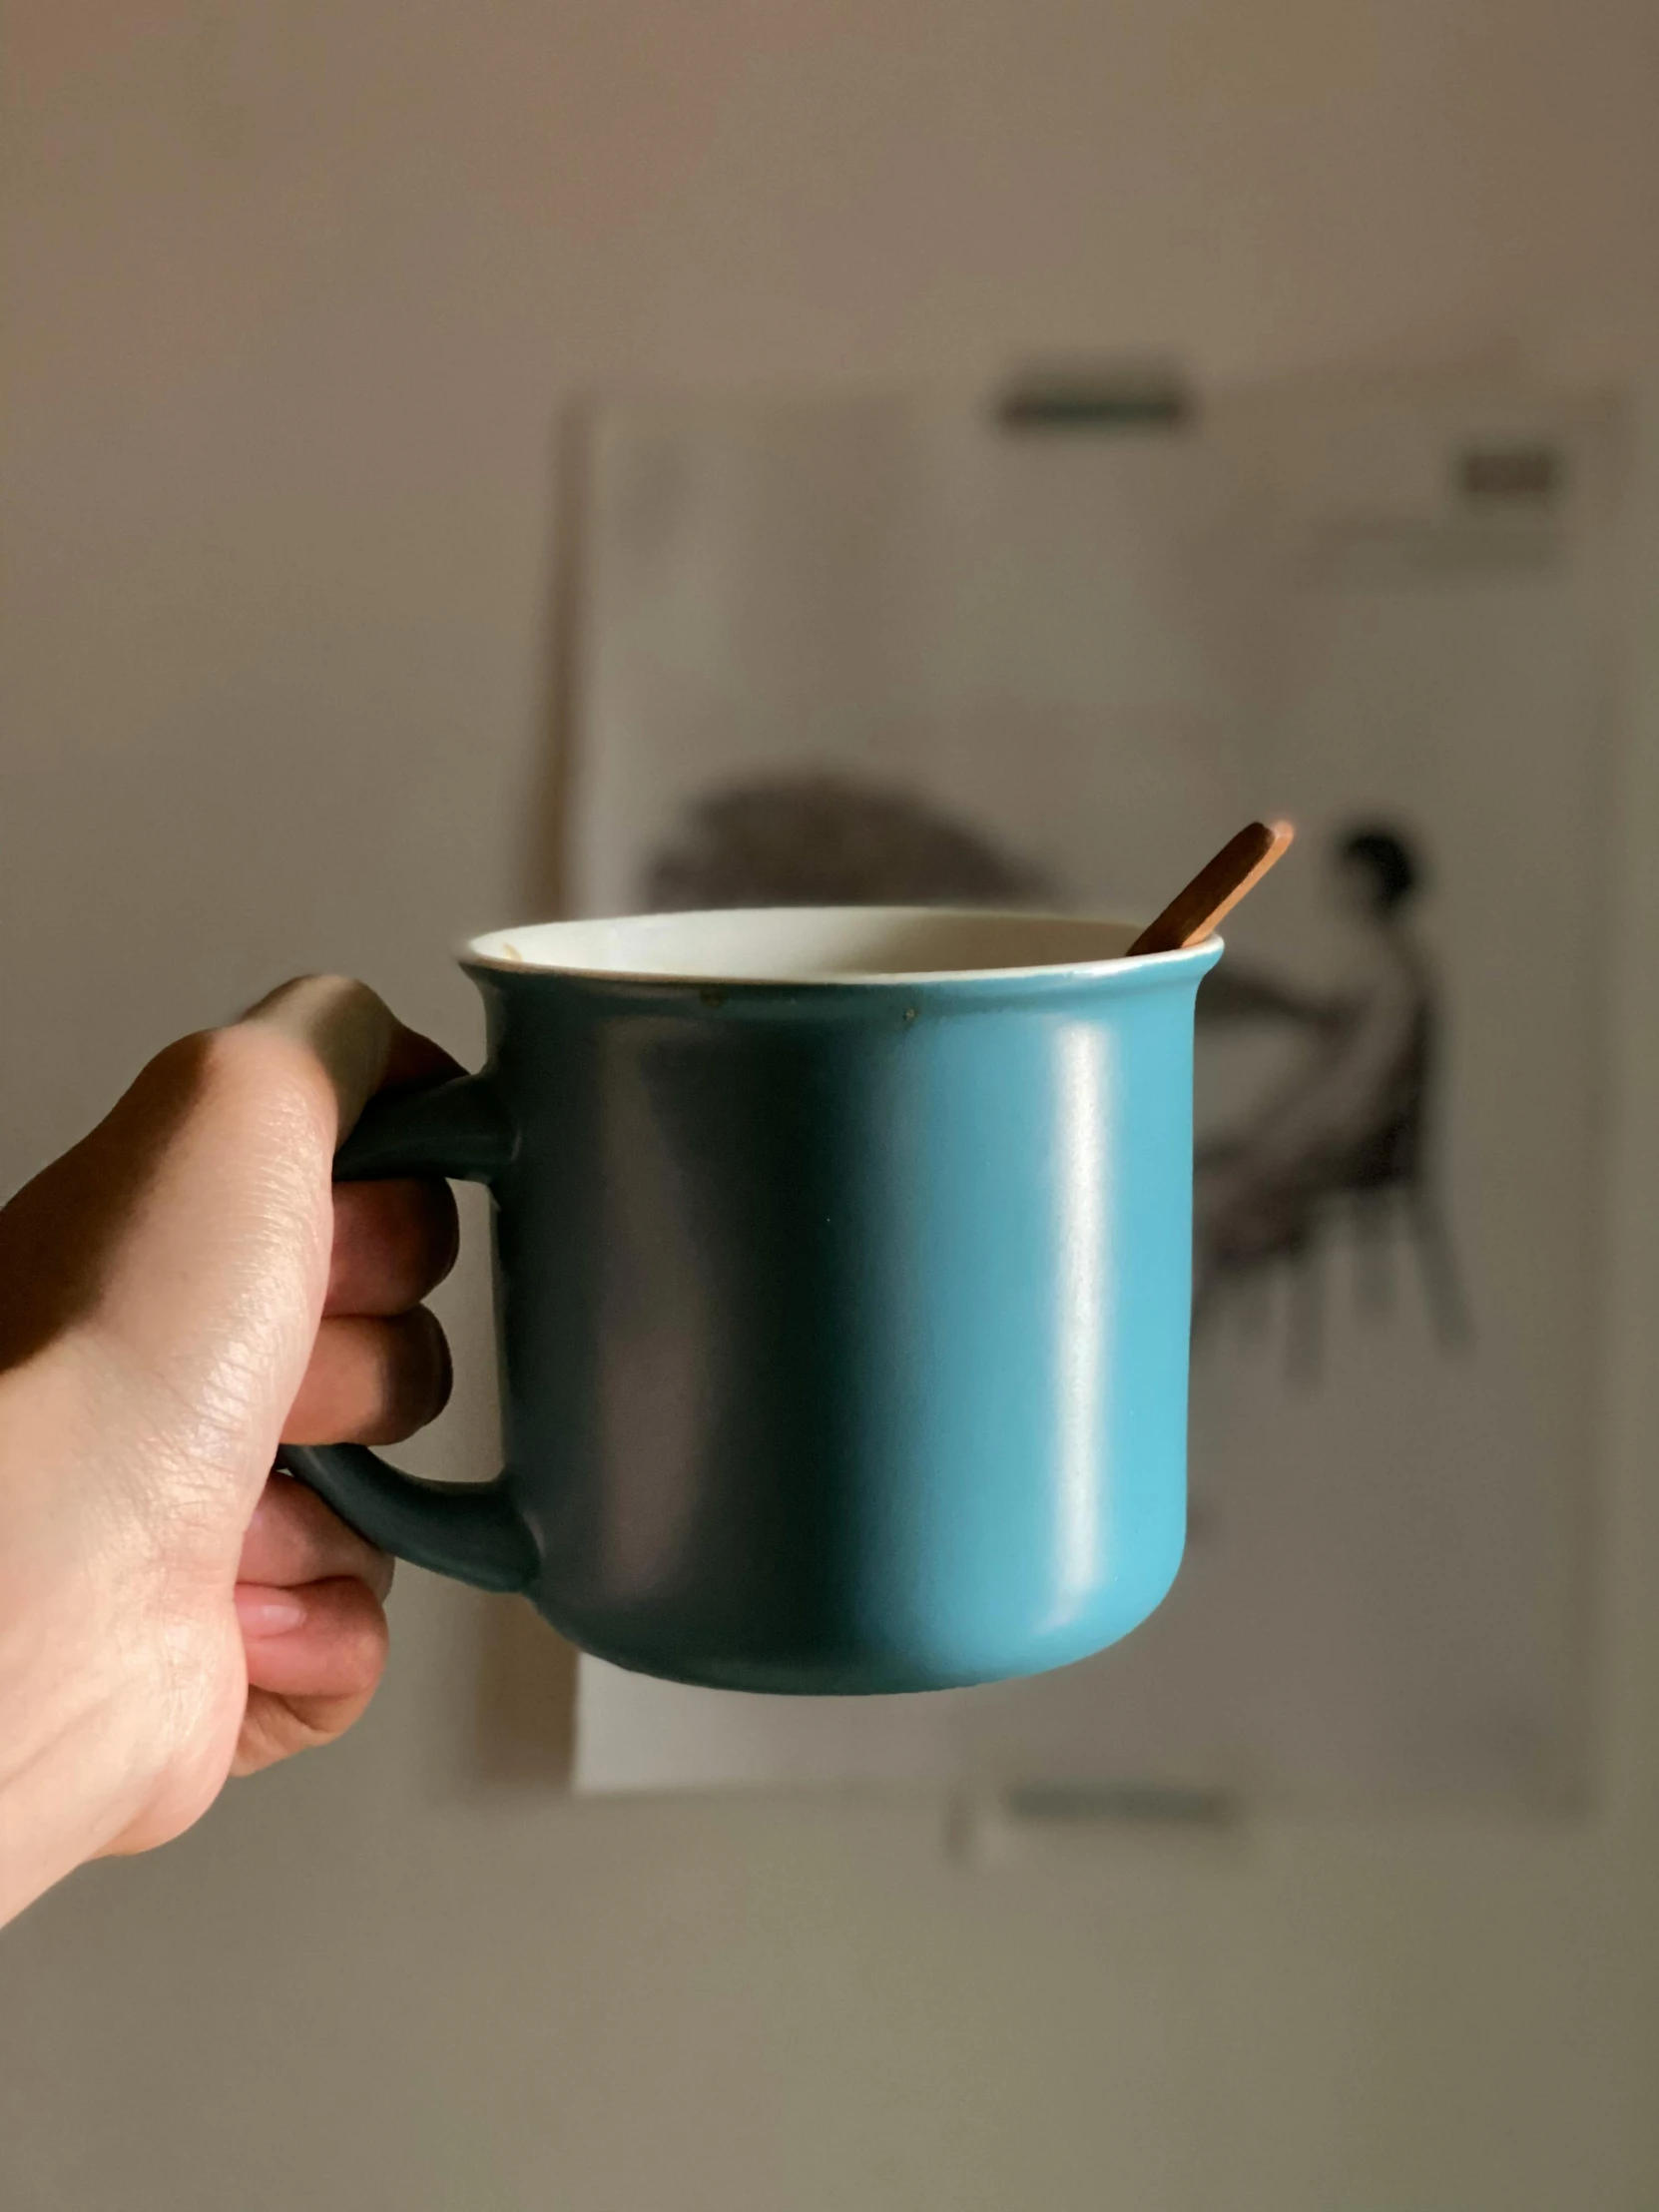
[465,906,1190,984]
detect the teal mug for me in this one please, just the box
[281,907,1220,1694]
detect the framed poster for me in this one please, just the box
[566,373,1621,1807]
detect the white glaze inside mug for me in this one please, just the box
[467,906,1211,984]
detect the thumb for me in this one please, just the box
[95,976,404,1416]
[237,975,398,1143]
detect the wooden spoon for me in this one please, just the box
[1128,820,1295,957]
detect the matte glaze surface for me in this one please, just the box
[282,919,1220,1695]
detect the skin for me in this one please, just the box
[0,977,458,1928]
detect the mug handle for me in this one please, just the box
[277,1074,541,1595]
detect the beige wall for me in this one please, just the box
[4,4,1659,2206]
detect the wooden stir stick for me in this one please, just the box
[1128,820,1295,956]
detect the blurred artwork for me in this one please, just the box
[1194,821,1471,1377]
[643,771,1050,910]
[565,373,1621,1807]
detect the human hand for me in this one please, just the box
[0,979,457,1925]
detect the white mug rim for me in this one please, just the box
[461,905,1221,988]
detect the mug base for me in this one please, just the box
[550,1605,1168,1698]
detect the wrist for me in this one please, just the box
[0,1600,153,1923]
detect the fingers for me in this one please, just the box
[239,1472,394,1602]
[327,1178,458,1317]
[279,1309,451,1445]
[232,1576,390,1776]
[231,1482,394,1777]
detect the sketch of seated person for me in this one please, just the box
[1193,826,1472,1373]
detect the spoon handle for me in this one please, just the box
[1128,821,1295,957]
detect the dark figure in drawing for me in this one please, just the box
[645,772,1048,910]
[1194,825,1472,1375]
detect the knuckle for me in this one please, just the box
[331,1592,390,1693]
[381,1183,453,1292]
[411,1308,454,1420]
[331,1180,457,1309]
[382,1309,450,1429]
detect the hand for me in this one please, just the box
[0,979,457,1926]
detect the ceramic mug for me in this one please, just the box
[280,906,1221,1695]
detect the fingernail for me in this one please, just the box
[235,1585,308,1637]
